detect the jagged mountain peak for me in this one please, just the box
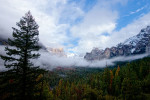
[123,26,150,46]
[84,26,150,61]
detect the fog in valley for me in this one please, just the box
[0,46,148,71]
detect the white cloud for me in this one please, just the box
[34,50,148,69]
[0,0,150,56]
[124,5,147,17]
[0,0,84,48]
[70,1,119,53]
[105,12,150,48]
[0,45,148,70]
[70,2,150,54]
[71,7,118,38]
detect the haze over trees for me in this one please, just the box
[46,57,150,100]
[0,11,150,100]
[0,11,47,100]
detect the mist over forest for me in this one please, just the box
[0,0,150,100]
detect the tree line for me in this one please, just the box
[46,57,150,100]
[0,11,150,100]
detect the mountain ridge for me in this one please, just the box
[84,26,150,61]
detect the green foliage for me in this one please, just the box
[1,25,150,100]
[0,11,47,100]
[48,57,150,100]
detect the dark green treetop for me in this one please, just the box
[0,11,46,100]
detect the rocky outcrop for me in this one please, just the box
[84,26,150,61]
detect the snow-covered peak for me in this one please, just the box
[123,26,150,46]
[123,36,139,46]
[84,26,150,61]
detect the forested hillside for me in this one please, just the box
[0,9,150,100]
[42,57,150,100]
[1,56,149,100]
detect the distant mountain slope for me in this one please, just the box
[84,26,150,61]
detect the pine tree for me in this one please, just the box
[0,11,46,100]
[102,68,111,94]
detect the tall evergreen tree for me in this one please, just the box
[0,11,45,100]
[102,68,111,94]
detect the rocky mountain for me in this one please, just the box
[84,26,150,61]
[47,47,67,57]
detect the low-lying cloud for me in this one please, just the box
[0,46,149,71]
[33,50,149,70]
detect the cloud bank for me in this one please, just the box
[0,0,150,55]
[0,46,149,70]
[33,50,149,70]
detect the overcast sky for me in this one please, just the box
[0,0,150,55]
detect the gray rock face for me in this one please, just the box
[84,26,150,61]
[84,48,104,60]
